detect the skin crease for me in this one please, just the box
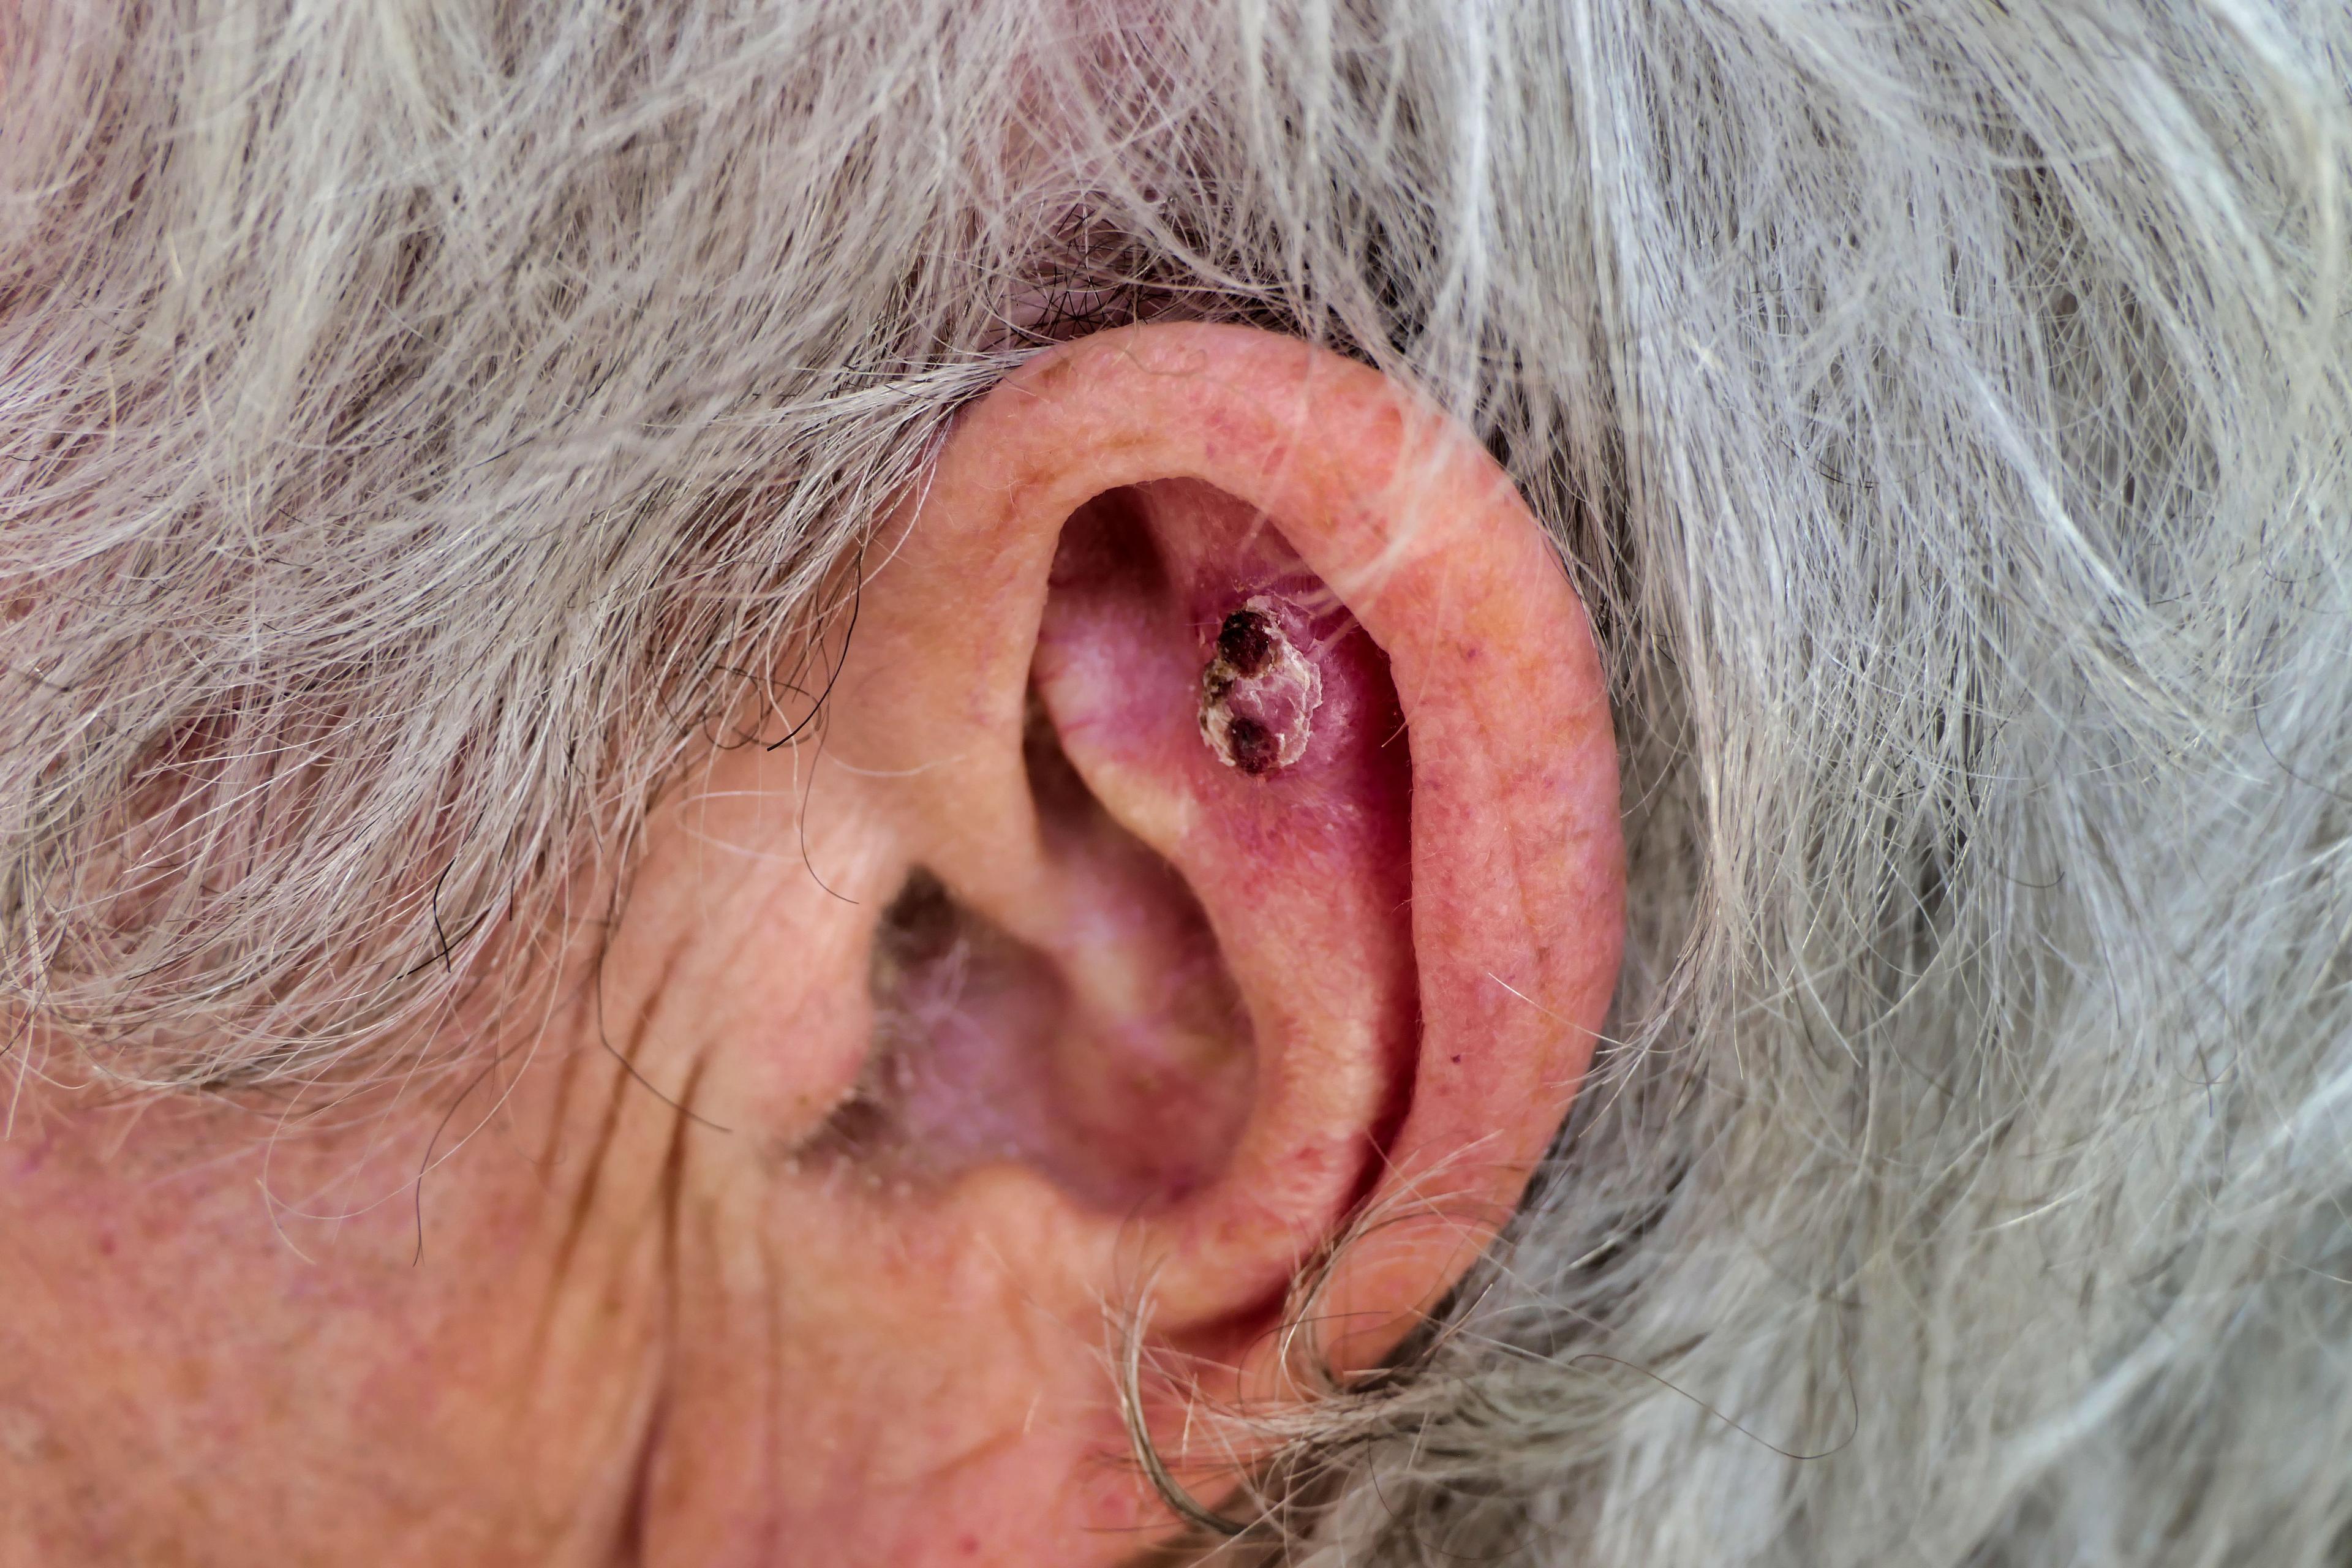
[0,325,1624,1567]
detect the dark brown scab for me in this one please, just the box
[1223,717,1278,775]
[1216,609,1276,677]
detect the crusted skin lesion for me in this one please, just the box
[1199,597,1323,776]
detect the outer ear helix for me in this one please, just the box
[741,322,1618,1558]
[919,326,1623,1352]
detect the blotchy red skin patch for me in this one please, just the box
[1043,480,1411,827]
[1031,476,1418,1195]
[842,477,1414,1218]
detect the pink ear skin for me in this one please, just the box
[1028,473,1419,1281]
[643,324,1621,1566]
[884,327,1623,1362]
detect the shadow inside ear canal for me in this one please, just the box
[813,864,1069,1183]
[820,703,1254,1212]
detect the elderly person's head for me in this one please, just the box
[6,2,2350,1564]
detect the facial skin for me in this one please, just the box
[0,327,1624,1567]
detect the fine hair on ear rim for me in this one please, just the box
[1109,1164,1526,1551]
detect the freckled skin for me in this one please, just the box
[0,998,675,1566]
[1,326,1623,1567]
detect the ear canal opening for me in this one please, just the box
[814,707,1256,1214]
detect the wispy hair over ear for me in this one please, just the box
[6,1,2351,1562]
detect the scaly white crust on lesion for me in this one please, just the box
[1197,595,1324,776]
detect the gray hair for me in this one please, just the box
[7,1,2351,1562]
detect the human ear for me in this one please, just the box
[630,324,1623,1564]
